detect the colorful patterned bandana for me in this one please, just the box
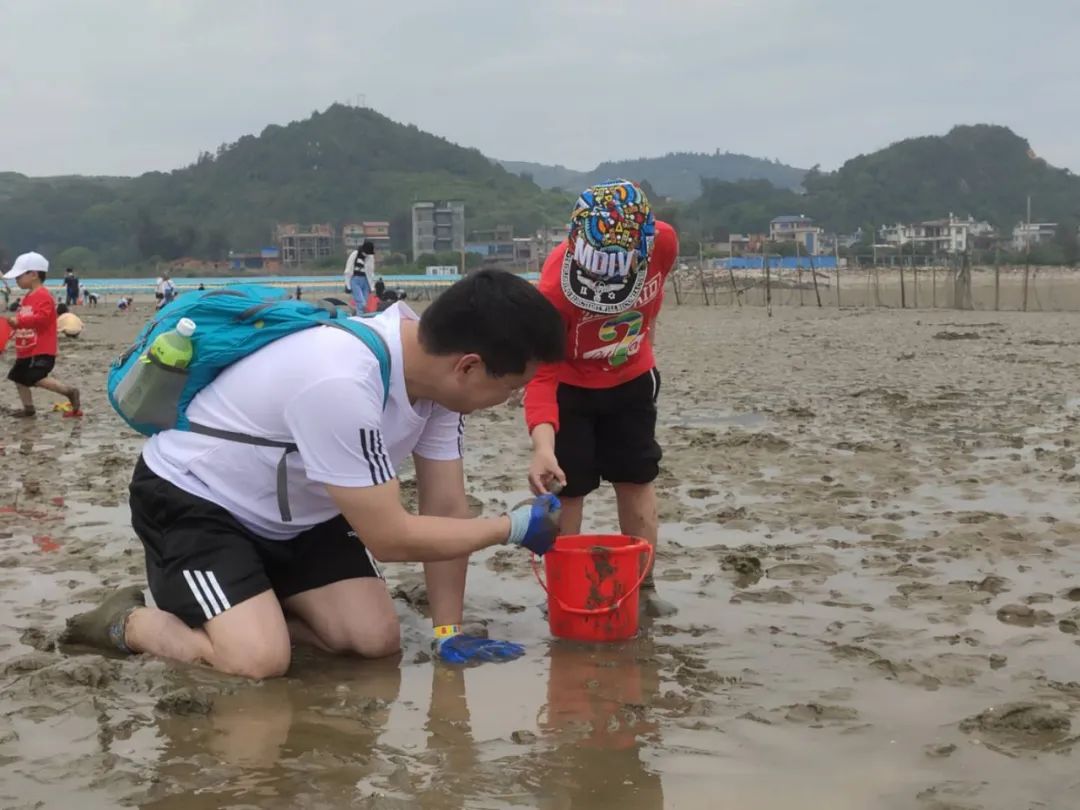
[562,180,656,313]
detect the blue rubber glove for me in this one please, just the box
[436,634,525,664]
[506,493,561,555]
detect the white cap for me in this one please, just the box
[176,318,197,338]
[4,252,49,280]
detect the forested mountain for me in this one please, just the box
[3,111,1077,272]
[500,151,805,200]
[0,105,571,268]
[686,126,1080,242]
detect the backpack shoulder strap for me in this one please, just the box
[183,316,393,526]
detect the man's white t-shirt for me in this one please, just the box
[142,303,464,541]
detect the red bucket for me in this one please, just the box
[532,534,654,642]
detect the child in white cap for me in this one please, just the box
[4,252,81,417]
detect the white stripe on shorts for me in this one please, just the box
[205,571,232,611]
[193,570,222,615]
[183,569,214,621]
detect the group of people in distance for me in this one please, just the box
[55,178,678,676]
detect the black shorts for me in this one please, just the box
[8,355,56,386]
[129,457,382,628]
[555,368,662,498]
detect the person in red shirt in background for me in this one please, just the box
[525,180,678,616]
[4,252,81,418]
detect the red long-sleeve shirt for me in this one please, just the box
[13,286,58,358]
[524,220,678,433]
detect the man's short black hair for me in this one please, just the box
[420,269,564,376]
[34,271,46,282]
[57,303,69,315]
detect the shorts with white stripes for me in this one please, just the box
[129,456,382,628]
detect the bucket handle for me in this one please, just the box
[531,543,655,616]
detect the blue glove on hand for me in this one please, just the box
[436,634,525,664]
[506,493,561,555]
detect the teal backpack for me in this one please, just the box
[107,284,391,521]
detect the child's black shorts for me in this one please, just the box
[129,457,382,628]
[8,355,55,386]
[554,368,662,498]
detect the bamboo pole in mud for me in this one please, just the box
[994,247,1001,311]
[727,262,741,307]
[698,243,710,305]
[913,262,919,308]
[809,251,822,307]
[670,272,682,306]
[764,253,772,317]
[899,255,906,308]
[795,241,804,305]
[1023,193,1031,312]
[931,263,937,309]
[834,243,841,307]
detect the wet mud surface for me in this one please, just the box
[2,306,1080,808]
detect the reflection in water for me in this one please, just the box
[137,655,402,809]
[536,638,664,810]
[128,639,664,809]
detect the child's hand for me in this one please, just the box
[528,448,566,495]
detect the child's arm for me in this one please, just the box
[13,296,52,329]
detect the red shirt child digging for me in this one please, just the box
[525,180,678,616]
[5,252,81,417]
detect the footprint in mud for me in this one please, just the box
[766,555,838,582]
[890,579,1005,612]
[781,703,859,726]
[958,702,1073,752]
[156,687,214,716]
[718,552,763,587]
[1056,607,1080,634]
[995,603,1054,627]
[730,586,795,605]
[686,486,718,499]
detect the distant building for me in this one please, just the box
[412,201,465,258]
[227,247,282,272]
[727,233,767,255]
[513,237,533,267]
[465,225,516,266]
[769,215,824,254]
[1012,222,1058,252]
[882,215,994,254]
[342,221,391,254]
[276,224,335,267]
[530,226,567,266]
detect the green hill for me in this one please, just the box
[0,105,572,269]
[498,151,806,200]
[690,125,1080,239]
[801,125,1080,232]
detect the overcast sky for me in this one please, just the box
[1,0,1077,177]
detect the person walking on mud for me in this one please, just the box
[524,180,678,617]
[64,270,565,678]
[345,240,376,312]
[63,267,79,306]
[4,252,81,417]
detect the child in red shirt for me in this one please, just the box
[4,252,81,417]
[524,180,678,616]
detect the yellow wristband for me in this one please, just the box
[433,624,461,640]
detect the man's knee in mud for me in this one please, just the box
[318,614,402,659]
[216,639,292,680]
